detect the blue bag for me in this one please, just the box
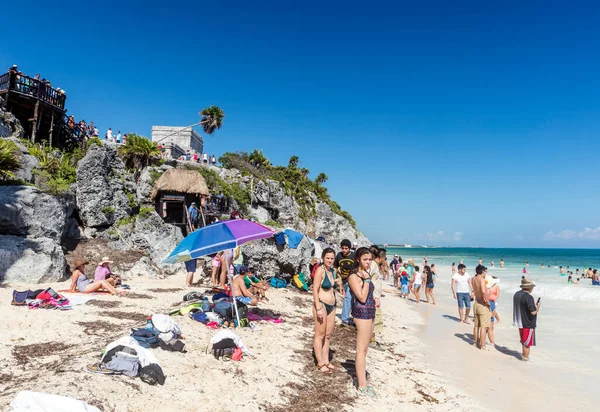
[274,232,286,246]
[131,328,159,348]
[190,312,209,324]
[270,277,287,288]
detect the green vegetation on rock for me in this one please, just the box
[23,140,86,195]
[101,206,115,215]
[264,219,283,228]
[184,164,251,214]
[218,150,356,228]
[0,139,21,180]
[117,133,160,181]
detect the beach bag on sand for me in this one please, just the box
[183,291,203,302]
[131,328,160,349]
[37,287,59,301]
[270,276,287,288]
[293,273,309,291]
[12,290,30,306]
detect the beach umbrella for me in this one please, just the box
[164,220,275,328]
[163,219,275,264]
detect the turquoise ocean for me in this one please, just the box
[384,247,600,302]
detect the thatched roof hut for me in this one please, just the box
[150,168,210,200]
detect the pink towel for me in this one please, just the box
[248,313,283,323]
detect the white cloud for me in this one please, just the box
[415,230,463,243]
[577,227,600,240]
[543,227,600,241]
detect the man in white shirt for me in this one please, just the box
[451,263,474,324]
[106,128,113,142]
[202,153,208,164]
[116,130,122,143]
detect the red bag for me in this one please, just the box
[37,287,60,301]
[232,347,243,362]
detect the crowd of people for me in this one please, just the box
[168,148,217,165]
[6,65,66,108]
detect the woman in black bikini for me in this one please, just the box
[312,248,342,374]
[349,247,377,397]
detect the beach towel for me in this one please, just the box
[284,229,304,249]
[10,391,100,412]
[58,289,110,294]
[247,312,283,323]
[59,294,96,306]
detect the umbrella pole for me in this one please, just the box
[228,273,241,327]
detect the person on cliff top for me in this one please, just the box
[349,247,377,397]
[336,239,356,327]
[94,257,121,286]
[312,248,342,374]
[71,259,120,295]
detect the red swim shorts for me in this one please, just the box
[519,328,536,348]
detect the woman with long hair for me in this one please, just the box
[312,248,342,373]
[424,265,436,304]
[348,247,377,397]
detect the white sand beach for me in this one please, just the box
[0,271,476,411]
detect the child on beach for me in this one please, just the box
[400,273,409,298]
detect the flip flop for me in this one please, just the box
[87,363,118,375]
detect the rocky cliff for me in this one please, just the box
[0,114,369,284]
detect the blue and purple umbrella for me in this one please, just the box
[163,219,274,264]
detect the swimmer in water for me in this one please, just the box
[523,267,527,274]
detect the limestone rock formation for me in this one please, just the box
[112,209,185,276]
[0,235,66,283]
[76,144,135,227]
[0,185,77,240]
[242,235,315,277]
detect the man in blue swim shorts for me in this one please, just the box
[451,264,473,324]
[232,270,258,306]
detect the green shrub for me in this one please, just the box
[265,219,283,228]
[116,215,136,227]
[216,150,356,227]
[101,206,115,215]
[149,169,162,184]
[0,139,21,180]
[24,142,81,195]
[138,206,154,219]
[125,191,136,208]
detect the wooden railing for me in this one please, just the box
[0,71,66,110]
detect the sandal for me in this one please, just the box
[317,364,332,374]
[325,362,337,371]
[87,363,118,375]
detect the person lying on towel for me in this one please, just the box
[70,259,120,295]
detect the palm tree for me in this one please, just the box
[248,149,270,168]
[0,139,21,180]
[199,106,225,135]
[315,172,328,186]
[288,155,300,169]
[118,134,160,181]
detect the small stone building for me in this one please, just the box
[151,126,203,159]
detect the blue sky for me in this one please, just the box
[3,1,600,247]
